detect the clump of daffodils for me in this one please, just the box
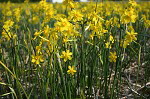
[121,7,137,24]
[2,20,16,41]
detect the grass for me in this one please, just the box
[0,0,150,99]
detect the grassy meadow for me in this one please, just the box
[0,0,150,99]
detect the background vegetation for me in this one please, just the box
[0,0,149,3]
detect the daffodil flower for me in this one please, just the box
[109,52,117,62]
[31,55,44,64]
[60,50,72,62]
[67,66,76,75]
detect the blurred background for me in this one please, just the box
[0,0,149,3]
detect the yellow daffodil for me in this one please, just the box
[125,31,137,42]
[60,50,72,62]
[109,52,117,62]
[2,20,15,41]
[69,10,83,22]
[31,54,44,65]
[105,42,111,49]
[67,66,76,75]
